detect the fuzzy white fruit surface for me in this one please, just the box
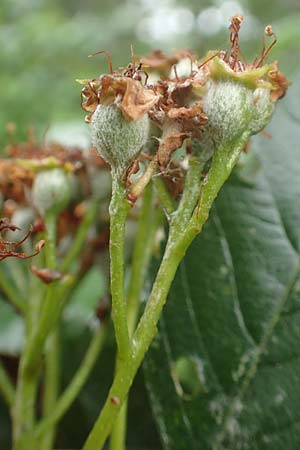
[32,168,71,217]
[91,104,149,172]
[203,80,274,148]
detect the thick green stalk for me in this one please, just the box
[0,359,15,408]
[34,321,109,438]
[40,328,60,450]
[152,177,175,218]
[126,184,160,334]
[82,134,250,450]
[13,213,58,450]
[134,133,250,354]
[109,172,131,360]
[82,358,136,450]
[110,183,162,450]
[170,158,204,232]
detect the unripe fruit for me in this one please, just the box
[90,104,149,173]
[32,168,71,217]
[250,88,274,135]
[202,80,274,147]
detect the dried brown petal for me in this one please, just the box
[167,103,206,121]
[157,132,188,167]
[82,75,160,122]
[268,62,290,101]
[96,295,111,322]
[120,78,160,121]
[31,265,62,284]
[0,222,45,261]
[140,50,179,77]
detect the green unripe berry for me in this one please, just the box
[202,80,274,148]
[203,80,253,146]
[250,88,274,135]
[90,104,149,173]
[32,168,72,217]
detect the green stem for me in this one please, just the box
[170,158,204,232]
[135,134,250,354]
[18,216,65,377]
[59,199,99,273]
[82,134,250,450]
[34,320,109,439]
[40,327,60,450]
[109,402,127,450]
[110,183,162,450]
[126,184,160,334]
[109,172,131,360]
[26,229,47,335]
[13,213,58,450]
[190,134,250,232]
[0,359,15,408]
[152,176,175,220]
[82,358,135,450]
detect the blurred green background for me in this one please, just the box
[1,0,300,449]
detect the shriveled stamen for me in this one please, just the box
[131,44,136,69]
[255,25,277,67]
[172,64,179,81]
[228,15,244,70]
[198,51,220,70]
[88,50,113,74]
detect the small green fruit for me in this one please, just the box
[203,80,253,146]
[32,168,71,217]
[250,88,274,135]
[90,104,149,173]
[202,80,274,148]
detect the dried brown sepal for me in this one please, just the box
[0,159,34,203]
[31,219,45,234]
[122,157,140,189]
[147,70,208,167]
[7,140,84,165]
[141,49,196,80]
[0,219,19,234]
[96,294,111,322]
[120,77,160,121]
[81,80,102,120]
[31,265,63,284]
[159,164,185,199]
[140,50,179,78]
[157,133,188,167]
[0,220,45,261]
[267,61,291,101]
[81,75,159,122]
[167,103,207,123]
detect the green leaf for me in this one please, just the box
[144,84,300,450]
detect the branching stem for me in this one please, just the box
[82,133,250,450]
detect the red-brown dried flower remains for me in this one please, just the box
[0,219,45,261]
